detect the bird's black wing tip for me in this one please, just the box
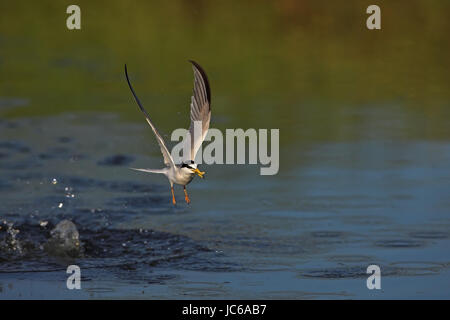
[188,60,203,71]
[188,60,211,106]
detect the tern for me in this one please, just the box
[124,60,211,205]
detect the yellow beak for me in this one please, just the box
[192,168,205,178]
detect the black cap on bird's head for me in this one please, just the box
[181,161,205,178]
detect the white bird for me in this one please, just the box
[124,60,211,205]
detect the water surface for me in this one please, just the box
[1,109,449,299]
[1,0,450,299]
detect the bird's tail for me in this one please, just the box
[129,168,168,174]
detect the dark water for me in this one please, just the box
[0,110,449,299]
[1,0,450,299]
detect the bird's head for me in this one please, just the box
[181,161,205,179]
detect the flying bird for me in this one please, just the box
[124,61,211,205]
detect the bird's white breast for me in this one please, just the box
[171,167,195,186]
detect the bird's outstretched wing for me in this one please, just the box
[125,65,175,168]
[188,60,211,162]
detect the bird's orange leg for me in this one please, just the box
[171,186,176,205]
[184,186,190,204]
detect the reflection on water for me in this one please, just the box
[1,0,450,299]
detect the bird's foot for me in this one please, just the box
[184,187,191,204]
[171,187,176,205]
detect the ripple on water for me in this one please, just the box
[311,231,344,238]
[390,261,446,270]
[327,255,374,263]
[0,141,31,153]
[0,157,42,170]
[299,266,370,279]
[409,231,448,239]
[101,180,162,193]
[307,231,350,247]
[57,136,73,144]
[299,262,448,279]
[0,180,12,191]
[85,287,116,294]
[97,154,135,166]
[374,239,425,248]
[107,195,169,212]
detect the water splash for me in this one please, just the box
[0,220,23,256]
[44,220,82,258]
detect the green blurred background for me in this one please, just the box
[1,0,449,142]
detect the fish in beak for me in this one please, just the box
[192,168,205,178]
